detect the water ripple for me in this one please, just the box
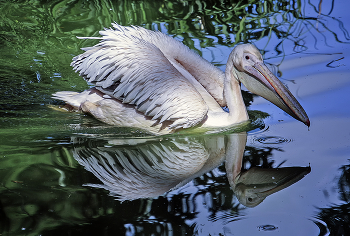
[254,136,292,144]
[248,124,270,135]
[257,224,278,231]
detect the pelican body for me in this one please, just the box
[53,23,309,135]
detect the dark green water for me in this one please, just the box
[1,0,350,235]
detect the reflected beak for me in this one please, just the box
[234,166,311,207]
[242,61,310,126]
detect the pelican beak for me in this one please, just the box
[240,61,310,127]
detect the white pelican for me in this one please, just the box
[53,23,309,135]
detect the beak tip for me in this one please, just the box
[305,119,310,127]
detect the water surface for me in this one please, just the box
[1,0,350,235]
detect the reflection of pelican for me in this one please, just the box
[53,23,309,135]
[73,133,310,206]
[72,136,227,201]
[226,163,311,207]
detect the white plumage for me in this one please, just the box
[53,23,309,135]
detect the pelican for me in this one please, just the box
[53,23,309,135]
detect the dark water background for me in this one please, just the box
[1,0,350,235]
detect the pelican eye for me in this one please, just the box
[245,55,250,60]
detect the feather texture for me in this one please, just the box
[71,23,217,130]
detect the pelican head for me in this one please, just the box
[230,44,310,126]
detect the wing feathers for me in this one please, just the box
[71,23,209,130]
